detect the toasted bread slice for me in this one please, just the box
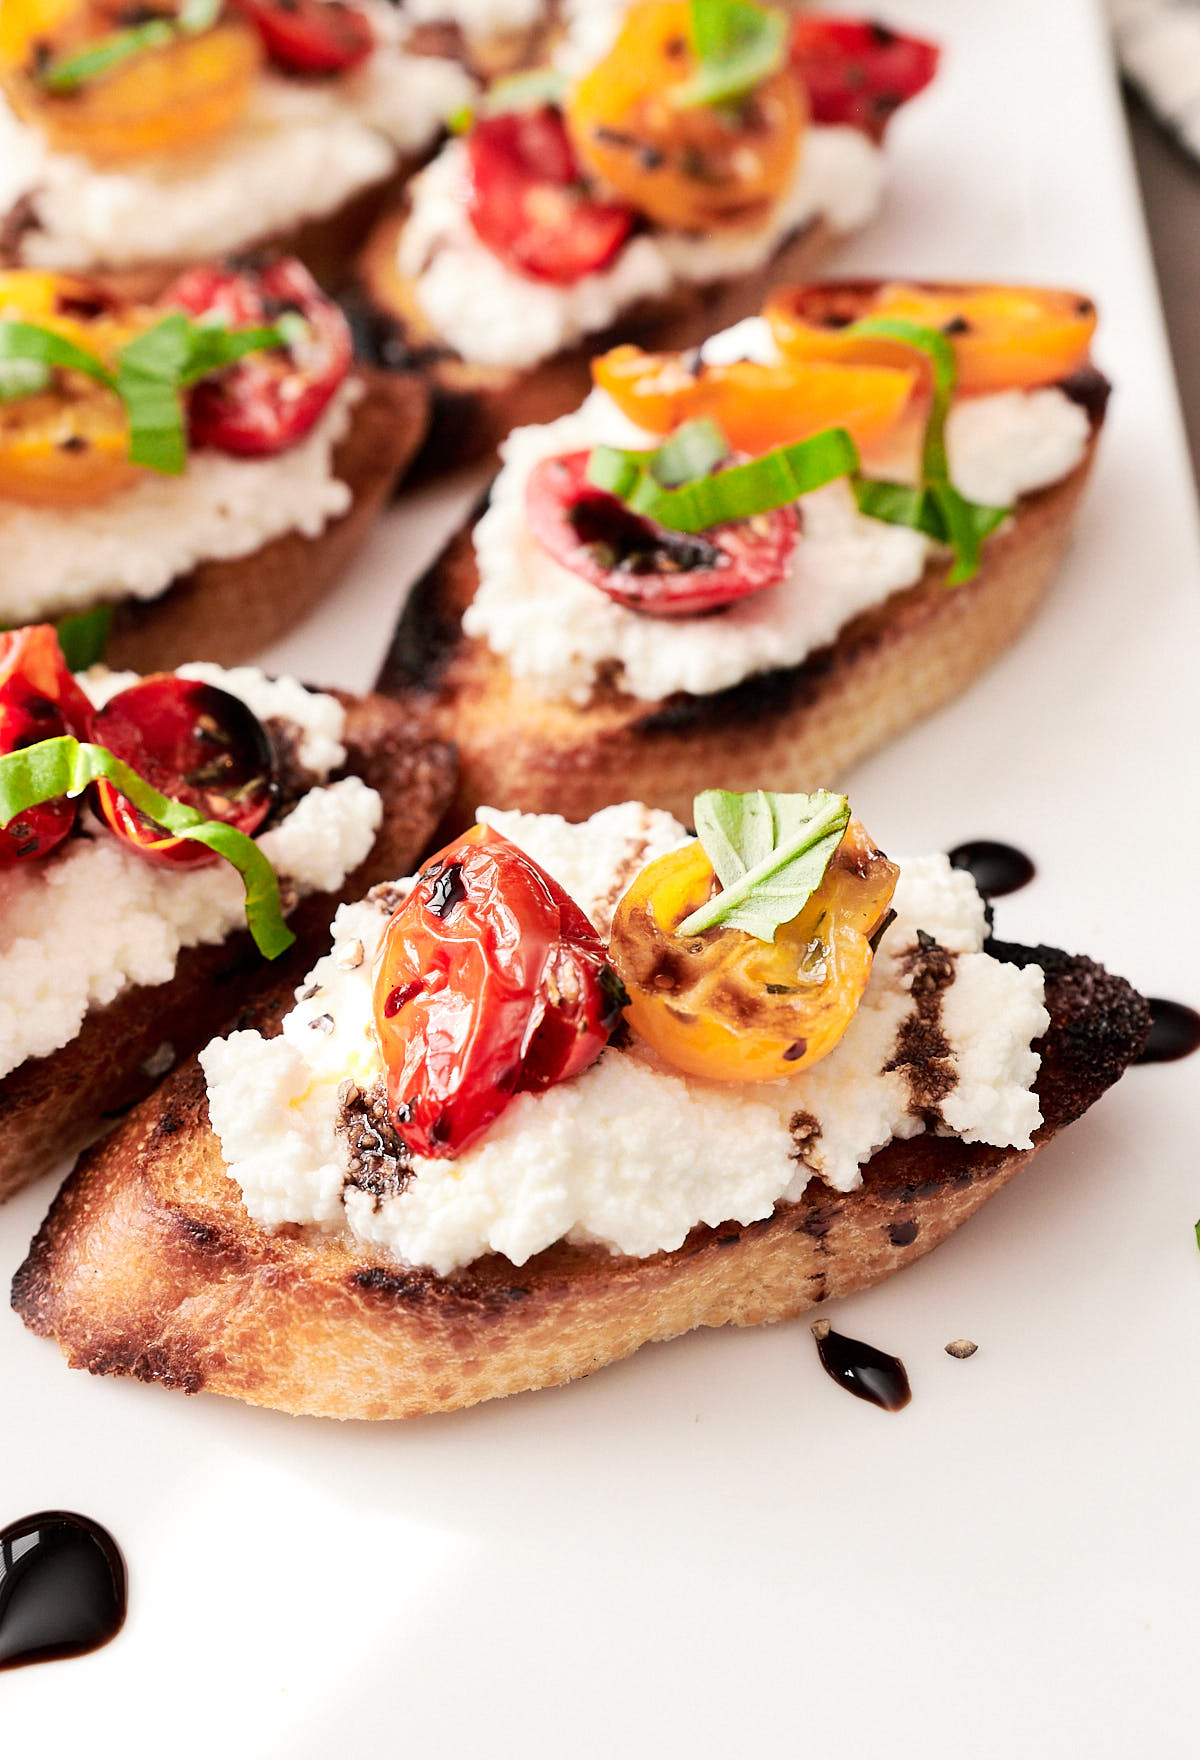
[12,940,1148,1419]
[360,207,838,477]
[85,368,428,674]
[0,693,454,1205]
[377,379,1107,829]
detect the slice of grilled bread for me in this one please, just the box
[377,377,1107,830]
[87,368,428,674]
[359,207,838,477]
[0,693,454,1204]
[11,940,1149,1419]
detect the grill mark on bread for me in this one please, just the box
[885,932,958,1126]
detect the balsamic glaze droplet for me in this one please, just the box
[813,1325,912,1412]
[947,840,1035,898]
[0,1512,126,1670]
[1138,998,1200,1065]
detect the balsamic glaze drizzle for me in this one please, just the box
[947,840,1035,898]
[1138,998,1200,1065]
[812,1325,912,1412]
[0,1512,126,1670]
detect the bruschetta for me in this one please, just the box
[360,1,939,472]
[12,790,1149,1417]
[0,256,429,672]
[0,623,454,1202]
[379,279,1109,827]
[0,0,475,289]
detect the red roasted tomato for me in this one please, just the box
[466,106,634,285]
[166,256,352,457]
[789,18,939,139]
[0,624,92,867]
[233,0,375,76]
[524,449,799,616]
[89,673,275,869]
[372,825,625,1159]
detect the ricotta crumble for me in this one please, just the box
[0,665,382,1081]
[202,802,1049,1277]
[466,316,1093,703]
[0,376,361,623]
[0,4,473,271]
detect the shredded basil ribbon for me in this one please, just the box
[675,0,789,109]
[0,736,293,960]
[0,311,293,476]
[587,419,859,534]
[846,315,1010,584]
[447,66,568,135]
[680,787,851,940]
[39,0,222,93]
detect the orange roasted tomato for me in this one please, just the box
[592,342,918,454]
[765,281,1098,395]
[1,0,261,165]
[610,818,898,1083]
[89,673,275,869]
[0,270,155,507]
[0,624,92,867]
[372,826,626,1159]
[565,0,805,232]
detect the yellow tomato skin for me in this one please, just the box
[610,820,898,1084]
[765,280,1098,395]
[593,343,918,455]
[565,0,805,232]
[0,271,154,507]
[2,10,260,165]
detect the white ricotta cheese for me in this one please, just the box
[203,804,1049,1277]
[398,124,882,371]
[0,8,472,271]
[465,318,1092,704]
[404,0,546,31]
[0,665,382,1081]
[0,377,361,623]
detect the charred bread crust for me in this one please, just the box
[0,692,455,1204]
[11,943,1149,1419]
[377,379,1108,828]
[359,206,840,478]
[89,367,430,674]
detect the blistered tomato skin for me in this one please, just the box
[789,18,939,140]
[525,450,799,616]
[166,257,353,457]
[466,107,634,285]
[610,819,898,1083]
[89,673,275,869]
[233,0,375,76]
[0,624,93,867]
[372,826,624,1159]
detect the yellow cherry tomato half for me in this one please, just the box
[610,818,899,1084]
[3,8,260,165]
[765,280,1098,395]
[0,271,153,507]
[592,342,918,455]
[565,0,805,232]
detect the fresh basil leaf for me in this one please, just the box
[485,67,568,115]
[650,416,730,488]
[0,357,51,402]
[0,735,293,960]
[54,605,113,672]
[39,18,175,92]
[680,787,851,941]
[674,0,788,109]
[178,0,222,32]
[0,321,115,391]
[115,311,289,475]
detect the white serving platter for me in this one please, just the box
[4,2,1200,1753]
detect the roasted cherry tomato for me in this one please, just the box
[465,106,634,285]
[372,825,624,1159]
[89,673,274,869]
[611,818,898,1083]
[1,3,260,165]
[0,270,155,507]
[232,0,374,76]
[765,281,1098,396]
[0,624,92,866]
[789,18,939,140]
[593,342,918,455]
[166,256,352,456]
[565,0,804,232]
[525,448,798,617]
